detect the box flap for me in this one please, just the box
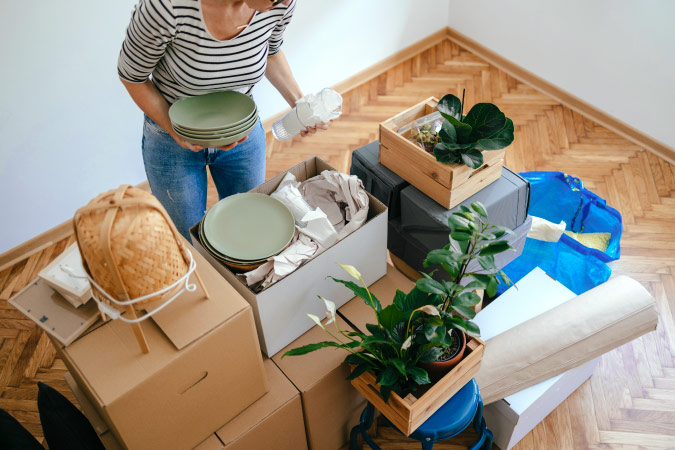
[253,157,318,195]
[147,245,249,349]
[9,279,99,346]
[64,372,109,435]
[216,359,298,445]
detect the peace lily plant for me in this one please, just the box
[433,90,514,169]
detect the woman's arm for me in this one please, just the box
[120,77,245,152]
[265,51,329,136]
[265,50,303,107]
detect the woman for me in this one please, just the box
[118,0,324,240]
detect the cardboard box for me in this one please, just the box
[190,156,388,356]
[215,359,307,450]
[52,245,268,450]
[65,372,224,450]
[272,264,412,450]
[350,140,409,219]
[473,268,599,449]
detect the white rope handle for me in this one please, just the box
[88,249,198,324]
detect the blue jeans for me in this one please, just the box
[141,115,266,241]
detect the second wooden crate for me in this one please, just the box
[379,97,505,209]
[350,336,485,436]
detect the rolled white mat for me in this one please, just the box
[476,275,658,404]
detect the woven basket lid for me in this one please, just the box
[73,185,189,308]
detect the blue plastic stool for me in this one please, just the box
[349,379,493,450]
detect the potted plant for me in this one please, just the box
[282,263,444,402]
[432,89,514,169]
[414,200,515,380]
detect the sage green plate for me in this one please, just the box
[198,218,269,264]
[174,106,258,134]
[169,91,256,130]
[177,119,257,147]
[174,114,257,138]
[203,193,295,261]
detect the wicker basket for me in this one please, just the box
[74,185,189,307]
[73,185,204,353]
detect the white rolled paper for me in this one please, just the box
[476,275,658,404]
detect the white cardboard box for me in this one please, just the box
[473,268,599,450]
[190,156,388,356]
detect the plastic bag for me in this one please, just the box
[498,171,622,295]
[412,111,443,153]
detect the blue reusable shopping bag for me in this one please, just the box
[498,171,622,295]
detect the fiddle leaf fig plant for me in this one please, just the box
[434,91,514,169]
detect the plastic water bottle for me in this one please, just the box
[272,88,343,141]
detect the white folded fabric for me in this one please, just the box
[476,275,658,404]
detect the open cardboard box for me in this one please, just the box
[50,244,268,450]
[473,267,600,449]
[190,156,388,356]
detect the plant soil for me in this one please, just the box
[437,329,461,362]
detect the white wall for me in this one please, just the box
[0,0,449,253]
[447,0,675,149]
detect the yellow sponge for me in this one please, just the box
[563,231,611,252]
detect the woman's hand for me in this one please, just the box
[300,122,329,137]
[171,131,248,152]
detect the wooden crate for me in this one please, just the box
[379,97,505,209]
[350,336,485,436]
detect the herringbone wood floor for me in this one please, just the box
[2,39,674,449]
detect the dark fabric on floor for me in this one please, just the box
[37,382,105,450]
[0,408,44,450]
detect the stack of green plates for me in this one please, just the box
[198,193,296,272]
[169,91,258,147]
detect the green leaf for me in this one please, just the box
[439,120,457,144]
[392,289,407,312]
[396,286,436,313]
[446,115,473,143]
[463,320,481,337]
[491,225,515,237]
[437,94,462,121]
[391,358,407,376]
[460,148,484,169]
[471,201,488,219]
[450,231,472,241]
[377,365,400,386]
[477,255,496,271]
[282,341,340,357]
[366,323,381,336]
[330,277,381,312]
[407,367,431,385]
[479,240,514,256]
[464,103,507,141]
[452,305,477,319]
[379,385,393,403]
[454,291,481,307]
[424,249,458,267]
[418,346,442,363]
[464,279,487,290]
[486,277,498,297]
[378,305,408,333]
[346,363,372,380]
[427,315,444,326]
[499,270,513,286]
[433,143,462,164]
[416,278,446,296]
[449,215,471,231]
[423,323,438,340]
[475,118,514,151]
[478,232,497,240]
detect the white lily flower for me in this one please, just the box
[307,313,326,331]
[320,296,336,325]
[339,264,362,280]
[401,335,412,351]
[418,305,441,316]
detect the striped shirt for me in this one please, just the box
[117,0,295,103]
